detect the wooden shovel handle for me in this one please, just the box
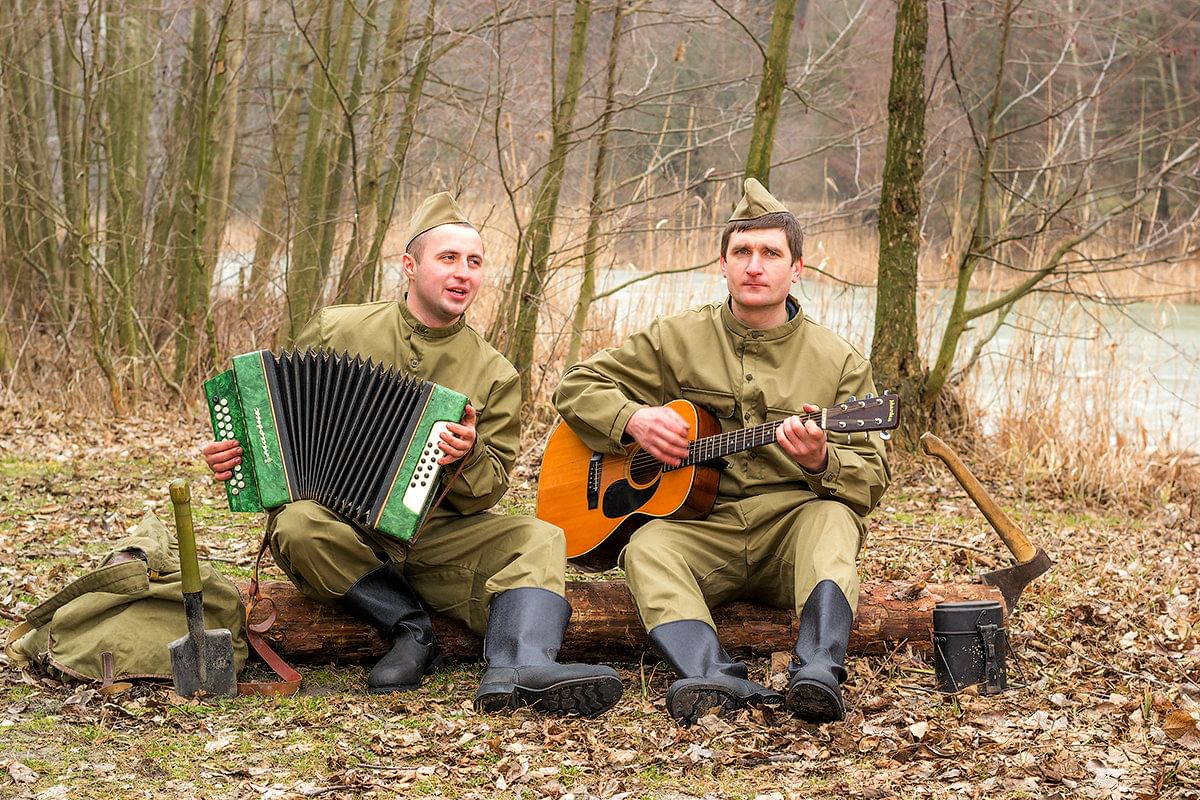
[919,433,1037,563]
[170,479,202,595]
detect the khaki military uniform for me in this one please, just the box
[554,299,890,632]
[268,300,564,635]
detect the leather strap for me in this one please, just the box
[238,531,302,696]
[4,621,35,667]
[238,625,302,696]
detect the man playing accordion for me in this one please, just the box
[202,192,623,717]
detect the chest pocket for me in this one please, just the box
[766,404,802,422]
[680,386,737,420]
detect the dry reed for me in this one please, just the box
[4,218,1199,515]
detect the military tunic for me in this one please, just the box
[267,299,564,635]
[553,299,890,632]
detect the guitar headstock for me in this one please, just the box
[824,391,901,440]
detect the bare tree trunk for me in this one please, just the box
[172,0,233,383]
[203,0,247,287]
[247,25,305,304]
[281,0,353,340]
[317,1,378,292]
[4,0,68,332]
[871,0,927,444]
[743,0,803,186]
[566,2,626,367]
[336,0,413,305]
[77,9,124,414]
[508,0,593,400]
[359,0,437,302]
[923,0,1013,408]
[102,0,161,395]
[43,3,83,327]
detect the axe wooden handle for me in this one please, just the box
[920,432,1037,563]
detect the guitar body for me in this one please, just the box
[537,399,722,572]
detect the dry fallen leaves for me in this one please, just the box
[2,407,1200,799]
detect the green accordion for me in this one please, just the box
[203,349,469,542]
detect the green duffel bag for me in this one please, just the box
[6,510,248,684]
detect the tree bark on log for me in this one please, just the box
[243,579,1004,664]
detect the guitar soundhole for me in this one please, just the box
[628,452,664,487]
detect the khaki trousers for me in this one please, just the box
[267,501,566,635]
[619,494,866,633]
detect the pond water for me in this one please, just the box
[591,268,1200,451]
[214,253,1200,450]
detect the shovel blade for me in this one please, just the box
[168,628,238,698]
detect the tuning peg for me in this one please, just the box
[880,430,891,440]
[865,393,875,399]
[847,395,856,402]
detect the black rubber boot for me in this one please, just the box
[473,588,623,717]
[648,619,784,726]
[786,580,853,723]
[339,563,442,693]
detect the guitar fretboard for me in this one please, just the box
[669,410,823,471]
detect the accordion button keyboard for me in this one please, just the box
[402,421,451,512]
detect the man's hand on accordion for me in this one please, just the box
[200,439,243,481]
[438,404,477,465]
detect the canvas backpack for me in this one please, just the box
[5,511,248,684]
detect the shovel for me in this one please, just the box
[168,479,238,698]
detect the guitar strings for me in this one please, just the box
[622,409,825,475]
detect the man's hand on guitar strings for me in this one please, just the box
[438,404,477,465]
[776,403,829,473]
[200,439,242,482]
[626,406,691,467]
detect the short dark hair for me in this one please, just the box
[720,211,804,263]
[405,222,476,263]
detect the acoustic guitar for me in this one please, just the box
[537,393,900,572]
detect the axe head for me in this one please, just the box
[982,547,1053,613]
[169,627,238,698]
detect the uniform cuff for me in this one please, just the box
[610,401,646,446]
[802,445,843,496]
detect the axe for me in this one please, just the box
[168,479,237,698]
[920,433,1053,613]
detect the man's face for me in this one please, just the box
[402,224,484,328]
[720,227,802,324]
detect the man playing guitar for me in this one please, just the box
[552,179,891,726]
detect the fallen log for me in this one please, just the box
[243,579,1003,664]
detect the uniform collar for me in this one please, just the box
[720,296,805,341]
[399,295,466,339]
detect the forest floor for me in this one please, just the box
[1,402,1199,800]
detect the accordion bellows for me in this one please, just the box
[204,349,469,542]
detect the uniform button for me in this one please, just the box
[410,359,419,368]
[745,374,753,381]
[749,452,758,460]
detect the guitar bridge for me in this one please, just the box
[587,452,603,510]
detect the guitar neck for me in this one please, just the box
[675,410,823,469]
